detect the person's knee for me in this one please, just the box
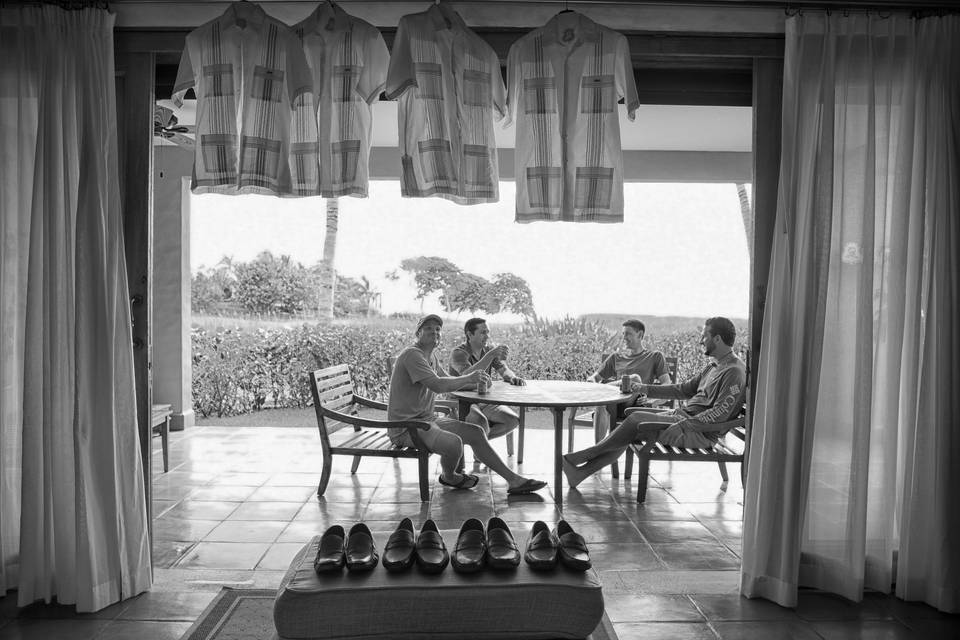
[457,422,488,444]
[434,432,463,459]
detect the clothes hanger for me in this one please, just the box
[558,0,574,14]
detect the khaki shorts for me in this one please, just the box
[389,416,469,450]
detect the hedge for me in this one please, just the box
[191,320,748,418]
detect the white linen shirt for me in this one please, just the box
[173,1,312,196]
[385,4,506,205]
[291,2,389,197]
[506,12,639,222]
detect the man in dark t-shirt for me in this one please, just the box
[564,317,747,489]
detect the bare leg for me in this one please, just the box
[428,428,467,484]
[439,420,537,490]
[483,405,519,440]
[562,412,669,488]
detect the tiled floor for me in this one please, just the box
[1,419,958,640]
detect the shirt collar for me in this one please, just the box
[222,1,267,31]
[427,3,468,33]
[541,10,600,47]
[300,0,353,35]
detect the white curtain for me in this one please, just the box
[742,13,960,611]
[0,7,152,611]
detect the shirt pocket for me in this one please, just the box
[251,65,285,103]
[332,65,361,102]
[523,77,557,114]
[462,69,492,107]
[579,74,615,113]
[414,62,444,100]
[201,63,234,97]
[574,166,614,210]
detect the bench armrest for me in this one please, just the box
[320,405,431,432]
[354,394,388,411]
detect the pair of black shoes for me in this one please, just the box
[452,517,521,573]
[314,523,379,573]
[382,517,449,574]
[523,520,591,571]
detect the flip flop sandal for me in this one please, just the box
[507,478,547,495]
[438,473,479,490]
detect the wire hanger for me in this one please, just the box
[559,0,573,14]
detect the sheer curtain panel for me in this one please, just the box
[0,6,152,611]
[741,13,960,612]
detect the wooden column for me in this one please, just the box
[750,57,784,387]
[115,52,156,540]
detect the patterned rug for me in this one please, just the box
[180,587,619,640]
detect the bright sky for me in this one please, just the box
[190,180,750,320]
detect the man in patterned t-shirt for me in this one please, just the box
[563,317,746,489]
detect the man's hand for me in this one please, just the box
[506,375,526,386]
[489,344,509,361]
[467,370,492,388]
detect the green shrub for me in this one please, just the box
[191,318,749,419]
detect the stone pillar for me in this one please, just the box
[152,146,195,430]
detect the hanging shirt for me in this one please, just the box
[385,4,506,205]
[506,12,639,222]
[291,2,389,197]
[172,1,312,196]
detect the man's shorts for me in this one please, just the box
[479,403,518,425]
[389,416,468,450]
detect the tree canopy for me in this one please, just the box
[398,256,536,318]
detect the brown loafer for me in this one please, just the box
[524,520,559,571]
[554,520,591,571]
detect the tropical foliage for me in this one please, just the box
[191,317,749,418]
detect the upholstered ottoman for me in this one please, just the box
[274,532,604,640]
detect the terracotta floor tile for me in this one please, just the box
[203,519,287,543]
[175,542,271,570]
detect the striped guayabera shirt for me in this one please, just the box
[385,3,506,205]
[506,12,639,223]
[291,3,389,198]
[173,2,312,196]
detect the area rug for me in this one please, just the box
[180,588,619,640]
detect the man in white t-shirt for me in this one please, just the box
[388,315,546,495]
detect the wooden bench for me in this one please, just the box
[626,411,748,503]
[309,364,437,502]
[152,403,172,473]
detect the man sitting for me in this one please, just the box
[585,319,673,436]
[563,317,746,488]
[448,317,525,447]
[388,314,546,495]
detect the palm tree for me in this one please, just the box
[735,183,753,261]
[318,197,338,319]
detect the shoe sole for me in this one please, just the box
[416,557,449,574]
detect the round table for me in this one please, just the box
[450,380,633,505]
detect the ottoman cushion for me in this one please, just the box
[274,532,604,640]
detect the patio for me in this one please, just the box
[1,421,955,639]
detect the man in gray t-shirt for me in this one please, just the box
[585,319,673,436]
[564,317,747,489]
[387,314,546,495]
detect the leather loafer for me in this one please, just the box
[345,523,379,572]
[485,517,520,570]
[555,520,591,571]
[313,524,346,573]
[415,519,449,574]
[451,518,486,573]
[382,517,416,572]
[523,520,559,571]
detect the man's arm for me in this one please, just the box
[418,370,482,394]
[588,354,616,383]
[638,371,701,400]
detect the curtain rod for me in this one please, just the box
[0,0,109,8]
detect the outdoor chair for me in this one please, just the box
[309,364,440,502]
[625,351,751,502]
